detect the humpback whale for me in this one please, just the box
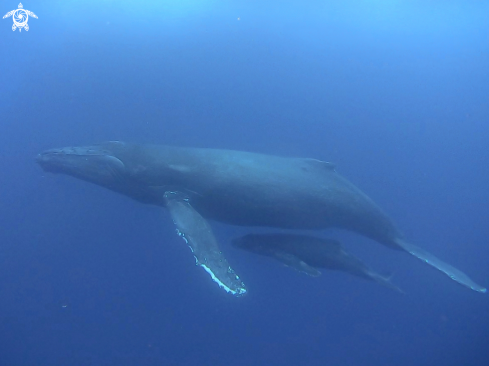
[36,141,486,295]
[233,233,403,292]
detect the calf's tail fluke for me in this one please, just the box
[395,239,486,293]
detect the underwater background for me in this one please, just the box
[1,1,488,365]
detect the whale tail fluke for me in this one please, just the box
[395,239,486,293]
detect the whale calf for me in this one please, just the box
[233,233,403,292]
[36,141,486,295]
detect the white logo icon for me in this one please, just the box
[3,3,37,32]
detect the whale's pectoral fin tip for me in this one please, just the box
[395,239,486,293]
[164,191,247,297]
[371,272,404,294]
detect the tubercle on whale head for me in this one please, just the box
[36,143,127,188]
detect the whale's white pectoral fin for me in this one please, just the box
[395,239,486,293]
[164,191,247,297]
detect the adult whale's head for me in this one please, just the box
[36,141,126,184]
[35,141,162,204]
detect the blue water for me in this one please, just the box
[1,1,488,365]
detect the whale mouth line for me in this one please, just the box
[36,147,126,178]
[37,147,113,159]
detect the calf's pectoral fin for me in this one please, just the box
[395,239,486,293]
[364,271,404,294]
[273,250,321,277]
[164,191,247,297]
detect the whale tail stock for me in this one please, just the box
[394,238,486,293]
